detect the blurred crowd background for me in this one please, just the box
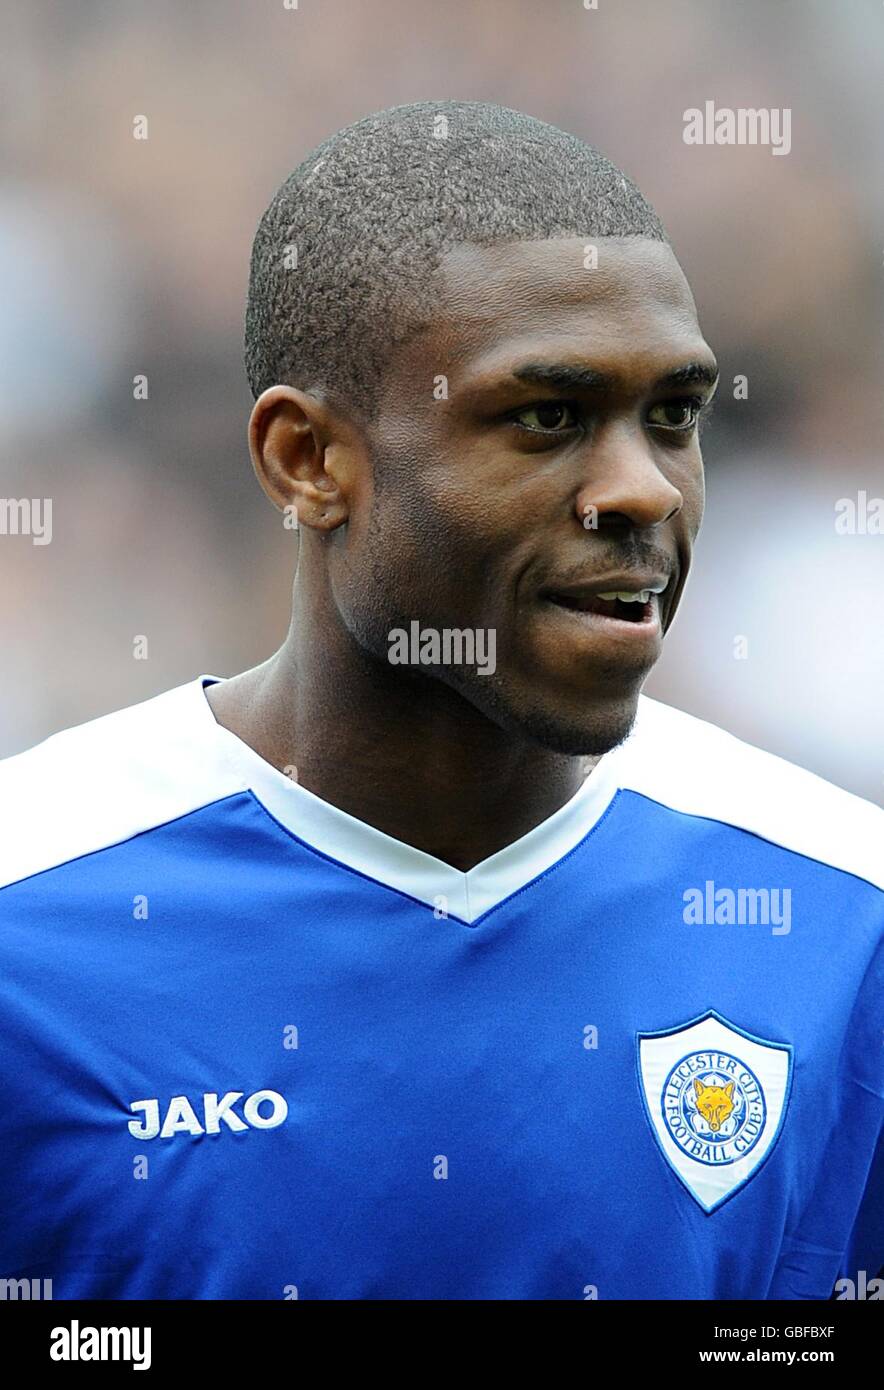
[1,0,882,800]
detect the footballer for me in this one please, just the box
[0,102,881,1300]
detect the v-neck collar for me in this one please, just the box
[195,675,624,924]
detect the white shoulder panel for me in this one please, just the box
[618,696,884,892]
[0,677,244,891]
[3,680,880,902]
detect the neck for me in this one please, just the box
[206,585,595,873]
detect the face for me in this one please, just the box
[332,236,717,755]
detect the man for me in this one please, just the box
[0,101,880,1300]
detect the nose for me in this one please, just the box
[575,421,684,531]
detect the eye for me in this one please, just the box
[512,401,581,434]
[647,398,703,432]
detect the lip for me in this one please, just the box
[540,591,663,646]
[538,573,671,606]
[536,572,671,657]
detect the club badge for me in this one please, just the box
[637,1010,792,1212]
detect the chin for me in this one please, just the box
[516,697,640,757]
[457,669,643,757]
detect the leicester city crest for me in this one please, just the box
[636,1011,792,1213]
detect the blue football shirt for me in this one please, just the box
[0,676,881,1299]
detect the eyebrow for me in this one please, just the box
[511,359,720,393]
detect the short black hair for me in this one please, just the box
[245,100,668,419]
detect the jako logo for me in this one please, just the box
[127,1090,288,1139]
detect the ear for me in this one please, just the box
[693,1078,704,1098]
[248,385,354,532]
[725,1082,734,1099]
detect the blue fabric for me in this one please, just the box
[1,788,881,1299]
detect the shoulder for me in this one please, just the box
[619,696,884,893]
[0,677,242,891]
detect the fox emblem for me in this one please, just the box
[639,1014,791,1210]
[693,1078,735,1133]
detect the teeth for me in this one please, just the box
[596,589,654,603]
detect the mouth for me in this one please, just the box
[539,576,670,637]
[544,588,658,625]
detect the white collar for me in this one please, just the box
[196,675,624,924]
